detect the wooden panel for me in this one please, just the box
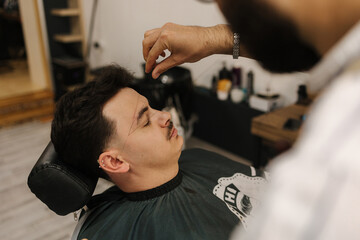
[0,105,54,127]
[67,0,79,8]
[0,60,44,100]
[0,89,54,128]
[76,0,87,57]
[54,34,82,43]
[18,0,52,90]
[51,8,80,16]
[0,89,53,109]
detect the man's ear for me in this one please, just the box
[98,150,130,174]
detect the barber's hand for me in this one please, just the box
[143,23,234,79]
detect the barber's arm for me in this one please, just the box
[143,23,237,79]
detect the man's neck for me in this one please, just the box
[112,164,180,193]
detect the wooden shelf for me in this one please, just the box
[53,57,86,68]
[54,34,82,43]
[251,104,308,144]
[0,8,21,21]
[51,8,80,16]
[0,89,54,128]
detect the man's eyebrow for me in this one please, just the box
[137,106,149,124]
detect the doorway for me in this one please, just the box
[0,2,44,99]
[0,0,54,128]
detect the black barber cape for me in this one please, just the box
[77,149,268,240]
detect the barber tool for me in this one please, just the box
[249,93,281,112]
[217,63,232,101]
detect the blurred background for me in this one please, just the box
[0,0,312,239]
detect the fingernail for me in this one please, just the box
[153,73,159,79]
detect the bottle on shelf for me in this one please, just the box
[246,70,254,103]
[217,62,232,101]
[232,61,242,88]
[230,62,244,103]
[211,75,218,96]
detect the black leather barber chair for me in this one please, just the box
[27,142,98,216]
[132,65,193,121]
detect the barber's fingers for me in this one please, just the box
[144,27,160,38]
[142,36,166,64]
[143,28,166,60]
[143,28,161,61]
[152,55,181,79]
[144,35,170,74]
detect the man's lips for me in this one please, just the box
[170,127,178,139]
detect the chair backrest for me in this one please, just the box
[27,142,98,216]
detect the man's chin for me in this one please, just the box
[179,135,184,147]
[177,135,184,152]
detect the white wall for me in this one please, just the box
[81,0,308,106]
[82,0,226,77]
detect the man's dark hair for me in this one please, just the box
[51,65,133,179]
[220,0,321,73]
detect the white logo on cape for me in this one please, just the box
[213,172,267,230]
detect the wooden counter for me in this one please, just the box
[251,104,309,144]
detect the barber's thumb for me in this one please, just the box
[152,69,161,79]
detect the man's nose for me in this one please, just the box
[157,111,171,127]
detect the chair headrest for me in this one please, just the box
[27,142,98,216]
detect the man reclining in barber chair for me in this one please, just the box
[28,65,267,240]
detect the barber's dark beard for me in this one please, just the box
[167,121,174,140]
[219,0,321,73]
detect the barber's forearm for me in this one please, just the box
[142,23,251,79]
[205,24,233,55]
